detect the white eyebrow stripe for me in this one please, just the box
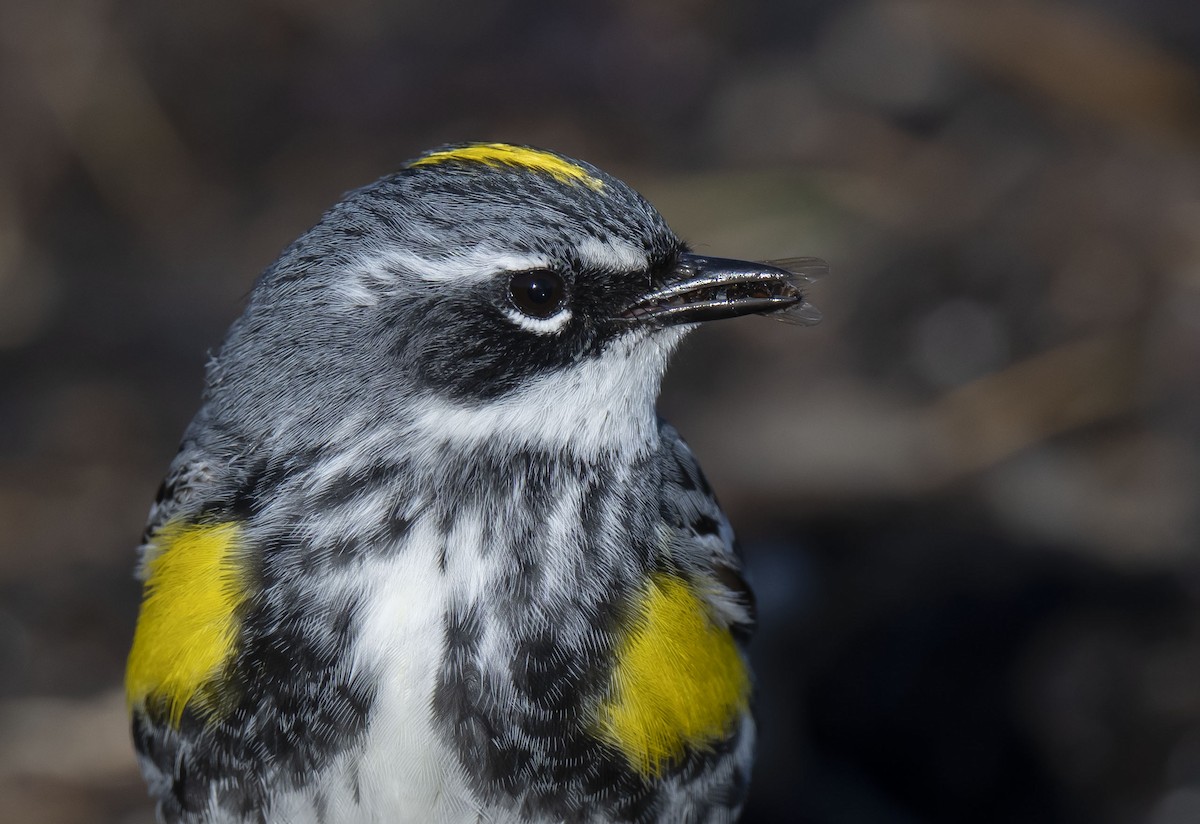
[354,248,554,284]
[340,237,648,308]
[576,236,647,272]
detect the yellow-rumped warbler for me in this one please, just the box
[126,143,823,823]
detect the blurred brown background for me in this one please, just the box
[3,0,1200,822]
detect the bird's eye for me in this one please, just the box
[508,270,567,319]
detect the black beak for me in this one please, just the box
[620,253,825,326]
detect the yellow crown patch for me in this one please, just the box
[410,143,605,191]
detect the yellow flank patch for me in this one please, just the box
[410,143,605,191]
[595,573,750,776]
[126,521,247,727]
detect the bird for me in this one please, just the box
[125,142,823,824]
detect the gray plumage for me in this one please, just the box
[129,144,819,824]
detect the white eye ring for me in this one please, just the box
[503,307,573,335]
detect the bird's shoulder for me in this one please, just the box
[142,442,216,547]
[654,420,756,635]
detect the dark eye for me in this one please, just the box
[508,270,567,319]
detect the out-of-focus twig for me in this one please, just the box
[926,331,1142,484]
[920,0,1200,145]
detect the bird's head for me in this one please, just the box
[204,143,822,461]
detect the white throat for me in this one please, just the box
[405,326,689,460]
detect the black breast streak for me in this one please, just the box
[134,451,407,822]
[432,446,743,823]
[138,431,746,822]
[135,562,376,822]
